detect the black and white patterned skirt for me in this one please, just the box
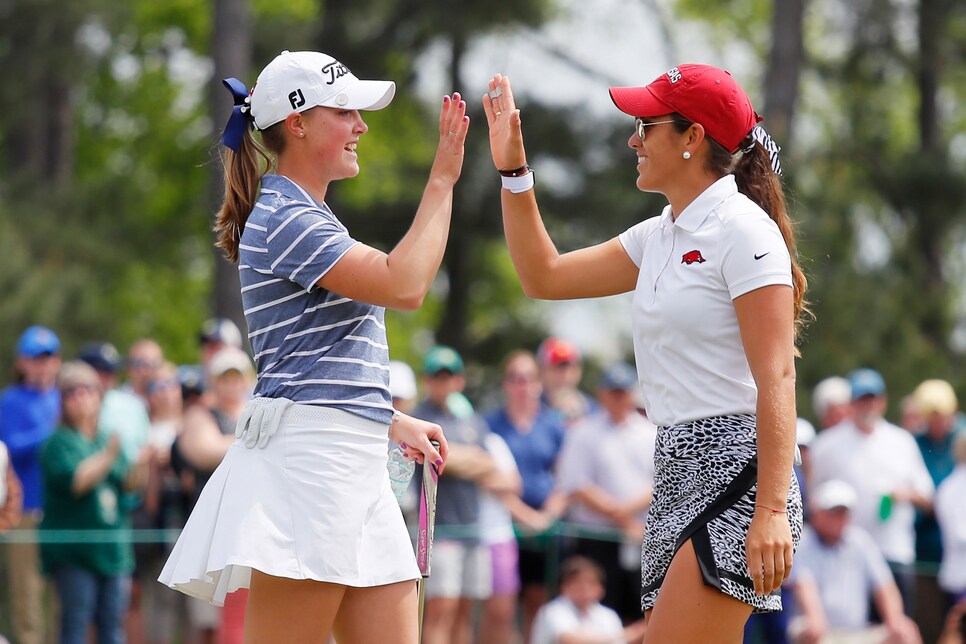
[640,414,803,613]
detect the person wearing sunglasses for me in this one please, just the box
[483,65,807,641]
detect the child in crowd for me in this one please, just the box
[530,556,645,644]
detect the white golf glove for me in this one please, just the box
[235,397,294,449]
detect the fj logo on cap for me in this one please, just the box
[321,60,350,85]
[666,67,682,83]
[289,89,306,110]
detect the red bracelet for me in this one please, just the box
[755,504,787,515]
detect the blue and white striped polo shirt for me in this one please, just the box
[237,174,393,425]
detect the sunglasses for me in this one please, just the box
[128,358,162,372]
[63,384,98,398]
[147,377,180,395]
[635,118,677,141]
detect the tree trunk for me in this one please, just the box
[2,0,76,187]
[209,0,251,337]
[917,0,944,154]
[912,0,953,348]
[763,0,806,147]
[436,33,468,352]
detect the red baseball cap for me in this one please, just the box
[609,64,761,154]
[537,337,581,367]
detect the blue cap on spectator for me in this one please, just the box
[599,362,638,390]
[423,346,464,375]
[78,342,122,373]
[16,326,61,358]
[848,368,886,400]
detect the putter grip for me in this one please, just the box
[417,442,440,577]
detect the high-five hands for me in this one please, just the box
[483,74,527,172]
[431,92,469,186]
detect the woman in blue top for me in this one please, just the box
[160,50,465,642]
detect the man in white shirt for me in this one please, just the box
[557,362,657,623]
[808,368,934,613]
[789,480,921,644]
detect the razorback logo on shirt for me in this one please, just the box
[681,250,706,265]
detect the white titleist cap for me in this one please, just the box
[250,50,395,130]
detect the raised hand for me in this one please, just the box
[482,74,527,172]
[430,92,469,186]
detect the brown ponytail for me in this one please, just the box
[671,114,810,342]
[214,126,283,263]
[731,143,810,341]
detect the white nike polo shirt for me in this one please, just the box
[618,174,792,428]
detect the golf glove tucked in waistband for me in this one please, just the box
[236,397,295,449]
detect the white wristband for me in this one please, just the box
[501,171,534,193]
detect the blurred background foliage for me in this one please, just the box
[0,0,964,424]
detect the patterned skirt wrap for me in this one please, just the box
[641,414,803,613]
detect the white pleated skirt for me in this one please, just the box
[158,404,419,606]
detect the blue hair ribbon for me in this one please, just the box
[221,78,253,152]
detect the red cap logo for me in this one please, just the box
[681,250,706,265]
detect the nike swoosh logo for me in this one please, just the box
[754,252,770,260]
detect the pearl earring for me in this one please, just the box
[683,151,691,160]
[299,132,305,138]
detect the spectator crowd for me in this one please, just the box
[0,325,964,644]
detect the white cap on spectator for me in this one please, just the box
[812,376,851,419]
[389,360,417,402]
[796,417,816,447]
[814,480,857,511]
[209,347,254,378]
